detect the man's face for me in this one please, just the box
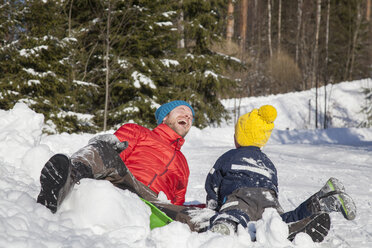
[163,105,193,138]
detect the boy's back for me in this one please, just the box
[205,146,278,208]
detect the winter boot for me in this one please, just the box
[307,177,357,221]
[37,154,92,213]
[317,177,345,196]
[210,219,238,236]
[288,213,331,242]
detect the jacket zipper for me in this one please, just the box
[147,138,179,188]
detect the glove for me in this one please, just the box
[88,134,128,154]
[206,199,218,210]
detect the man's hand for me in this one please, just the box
[88,134,128,154]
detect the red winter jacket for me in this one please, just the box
[114,123,189,205]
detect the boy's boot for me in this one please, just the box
[37,153,93,213]
[307,177,356,221]
[210,219,238,236]
[288,213,330,242]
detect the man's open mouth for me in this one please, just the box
[178,120,187,126]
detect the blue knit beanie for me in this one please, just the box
[155,100,195,125]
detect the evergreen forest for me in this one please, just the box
[0,0,371,133]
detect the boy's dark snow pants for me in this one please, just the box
[211,187,314,228]
[70,136,204,232]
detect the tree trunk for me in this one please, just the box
[349,1,362,80]
[255,0,260,63]
[313,0,322,128]
[312,0,321,89]
[104,1,111,131]
[240,0,248,52]
[267,0,273,57]
[295,0,303,64]
[68,0,76,84]
[278,0,282,54]
[177,0,185,49]
[252,0,258,46]
[300,9,308,90]
[226,0,234,43]
[68,0,73,37]
[324,0,330,129]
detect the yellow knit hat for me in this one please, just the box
[235,105,277,148]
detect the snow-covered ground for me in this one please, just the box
[0,79,371,248]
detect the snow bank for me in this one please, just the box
[222,79,372,130]
[0,102,44,167]
[0,103,321,248]
[60,179,151,236]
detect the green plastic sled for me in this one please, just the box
[141,198,173,229]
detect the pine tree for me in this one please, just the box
[0,0,25,109]
[0,0,97,133]
[65,0,179,130]
[1,0,243,133]
[155,0,241,128]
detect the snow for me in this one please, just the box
[19,45,48,58]
[27,79,41,86]
[161,59,180,67]
[204,70,219,79]
[22,68,56,78]
[222,79,372,130]
[155,21,173,27]
[132,71,156,89]
[73,80,99,88]
[162,11,177,18]
[56,110,94,124]
[0,79,371,247]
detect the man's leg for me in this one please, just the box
[37,153,85,213]
[37,135,129,213]
[147,201,208,232]
[71,138,204,231]
[70,142,155,201]
[37,135,204,232]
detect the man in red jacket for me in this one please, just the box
[37,100,201,230]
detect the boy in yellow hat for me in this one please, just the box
[205,105,356,242]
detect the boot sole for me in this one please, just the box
[37,154,71,213]
[322,178,356,220]
[336,192,356,220]
[327,177,345,192]
[288,213,331,242]
[320,191,357,221]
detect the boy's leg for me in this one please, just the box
[281,178,356,242]
[298,177,356,221]
[280,200,313,223]
[309,177,356,221]
[209,187,282,235]
[287,212,331,242]
[282,177,356,223]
